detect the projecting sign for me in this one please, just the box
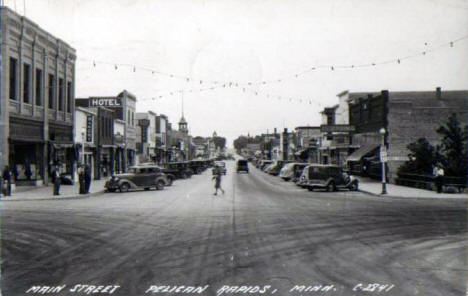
[89,97,122,107]
[86,116,93,142]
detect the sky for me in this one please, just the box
[6,0,468,146]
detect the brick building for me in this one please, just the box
[0,7,76,186]
[346,88,468,182]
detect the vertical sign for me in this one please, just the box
[86,115,93,142]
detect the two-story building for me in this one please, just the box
[75,90,136,172]
[346,88,468,182]
[1,7,76,186]
[294,126,321,163]
[136,111,156,163]
[319,91,358,166]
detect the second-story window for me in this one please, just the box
[35,68,42,106]
[66,82,72,113]
[23,63,31,104]
[58,78,64,111]
[9,57,17,100]
[48,74,55,109]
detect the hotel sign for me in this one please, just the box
[89,97,122,107]
[320,125,355,133]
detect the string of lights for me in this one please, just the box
[76,34,468,87]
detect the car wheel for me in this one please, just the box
[119,183,130,193]
[350,182,359,191]
[327,182,336,192]
[156,180,165,190]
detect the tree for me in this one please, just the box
[212,136,226,150]
[398,138,440,175]
[233,136,248,152]
[436,113,467,177]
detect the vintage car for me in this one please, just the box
[105,164,169,193]
[279,163,308,182]
[259,160,273,171]
[236,159,249,173]
[299,164,359,192]
[266,160,292,176]
[212,161,227,175]
[189,160,210,174]
[167,162,193,179]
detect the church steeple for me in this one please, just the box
[179,94,188,133]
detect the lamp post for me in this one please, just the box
[379,127,387,195]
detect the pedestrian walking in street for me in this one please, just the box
[78,164,85,194]
[84,164,92,194]
[212,166,225,196]
[2,166,12,196]
[433,164,445,193]
[52,164,61,196]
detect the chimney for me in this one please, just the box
[436,87,442,100]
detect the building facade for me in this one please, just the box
[74,107,96,180]
[75,90,136,172]
[1,7,76,186]
[136,111,156,163]
[346,88,468,182]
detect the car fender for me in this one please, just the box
[118,179,137,189]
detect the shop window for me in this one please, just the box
[58,78,64,111]
[9,57,17,100]
[66,81,72,113]
[35,68,42,106]
[48,74,55,109]
[23,63,31,103]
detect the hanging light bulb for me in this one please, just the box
[397,59,401,64]
[200,80,203,84]
[133,66,136,72]
[93,61,96,67]
[450,42,454,47]
[115,65,118,70]
[331,66,334,71]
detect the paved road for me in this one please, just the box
[1,161,467,296]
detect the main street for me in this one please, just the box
[1,161,466,296]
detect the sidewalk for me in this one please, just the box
[357,177,468,199]
[0,179,107,201]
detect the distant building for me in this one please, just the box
[155,114,169,164]
[0,6,76,186]
[294,126,321,163]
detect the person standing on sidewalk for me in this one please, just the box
[2,166,12,196]
[433,164,445,193]
[84,164,92,194]
[78,164,85,194]
[212,166,225,196]
[52,164,61,196]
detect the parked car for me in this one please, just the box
[213,161,227,175]
[260,160,273,170]
[167,162,193,179]
[279,163,308,181]
[139,162,176,186]
[299,164,359,192]
[105,164,168,193]
[266,160,292,176]
[236,159,249,173]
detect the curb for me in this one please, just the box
[358,189,468,200]
[0,189,106,202]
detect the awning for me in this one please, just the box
[346,144,379,162]
[53,143,74,149]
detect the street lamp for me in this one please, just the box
[379,127,387,195]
